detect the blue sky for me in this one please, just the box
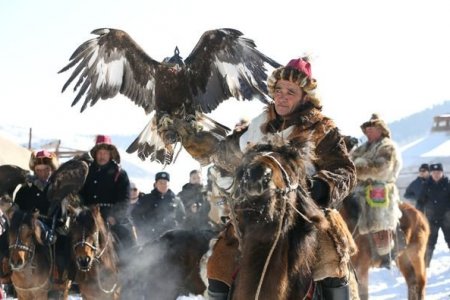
[2,0,450,139]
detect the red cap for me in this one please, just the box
[286,58,312,79]
[95,135,112,145]
[35,149,52,159]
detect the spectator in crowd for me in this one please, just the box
[127,181,143,243]
[404,163,430,203]
[416,163,450,267]
[79,135,136,255]
[131,172,185,243]
[351,113,403,268]
[127,181,144,217]
[178,170,213,230]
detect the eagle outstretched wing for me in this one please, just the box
[60,28,280,164]
[186,28,281,112]
[59,28,159,113]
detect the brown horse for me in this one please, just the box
[228,144,334,300]
[69,205,120,300]
[340,197,429,300]
[6,206,64,300]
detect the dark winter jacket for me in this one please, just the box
[80,160,130,222]
[416,176,450,221]
[178,183,214,230]
[131,188,185,242]
[178,183,210,212]
[404,177,427,202]
[14,178,50,215]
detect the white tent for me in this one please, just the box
[0,133,31,170]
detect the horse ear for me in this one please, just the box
[33,219,45,245]
[4,204,18,225]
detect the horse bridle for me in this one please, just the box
[9,222,36,270]
[73,225,111,264]
[72,221,117,293]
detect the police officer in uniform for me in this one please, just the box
[131,172,185,243]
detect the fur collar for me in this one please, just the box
[263,102,322,134]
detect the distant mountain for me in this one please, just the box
[389,100,450,145]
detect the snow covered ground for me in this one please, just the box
[177,231,450,300]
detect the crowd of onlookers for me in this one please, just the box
[403,162,450,267]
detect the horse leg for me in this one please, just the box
[397,250,426,300]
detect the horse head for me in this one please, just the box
[6,207,41,271]
[70,205,109,272]
[231,143,325,237]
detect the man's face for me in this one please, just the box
[190,172,202,185]
[364,126,383,143]
[418,169,429,178]
[273,80,305,117]
[95,149,111,166]
[431,170,444,182]
[34,164,52,181]
[155,179,169,194]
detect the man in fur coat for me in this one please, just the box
[351,114,403,265]
[174,57,357,299]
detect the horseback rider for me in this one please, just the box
[351,113,403,268]
[79,135,136,260]
[11,150,73,295]
[15,150,59,244]
[173,57,357,299]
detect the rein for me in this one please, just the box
[254,152,295,300]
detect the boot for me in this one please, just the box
[207,279,229,300]
[38,220,56,246]
[378,253,392,270]
[207,289,229,300]
[318,277,350,300]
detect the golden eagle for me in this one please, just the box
[59,28,280,164]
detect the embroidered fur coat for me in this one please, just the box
[351,136,403,234]
[176,102,356,208]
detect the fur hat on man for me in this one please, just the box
[90,135,121,163]
[360,113,391,138]
[29,150,59,171]
[267,57,321,108]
